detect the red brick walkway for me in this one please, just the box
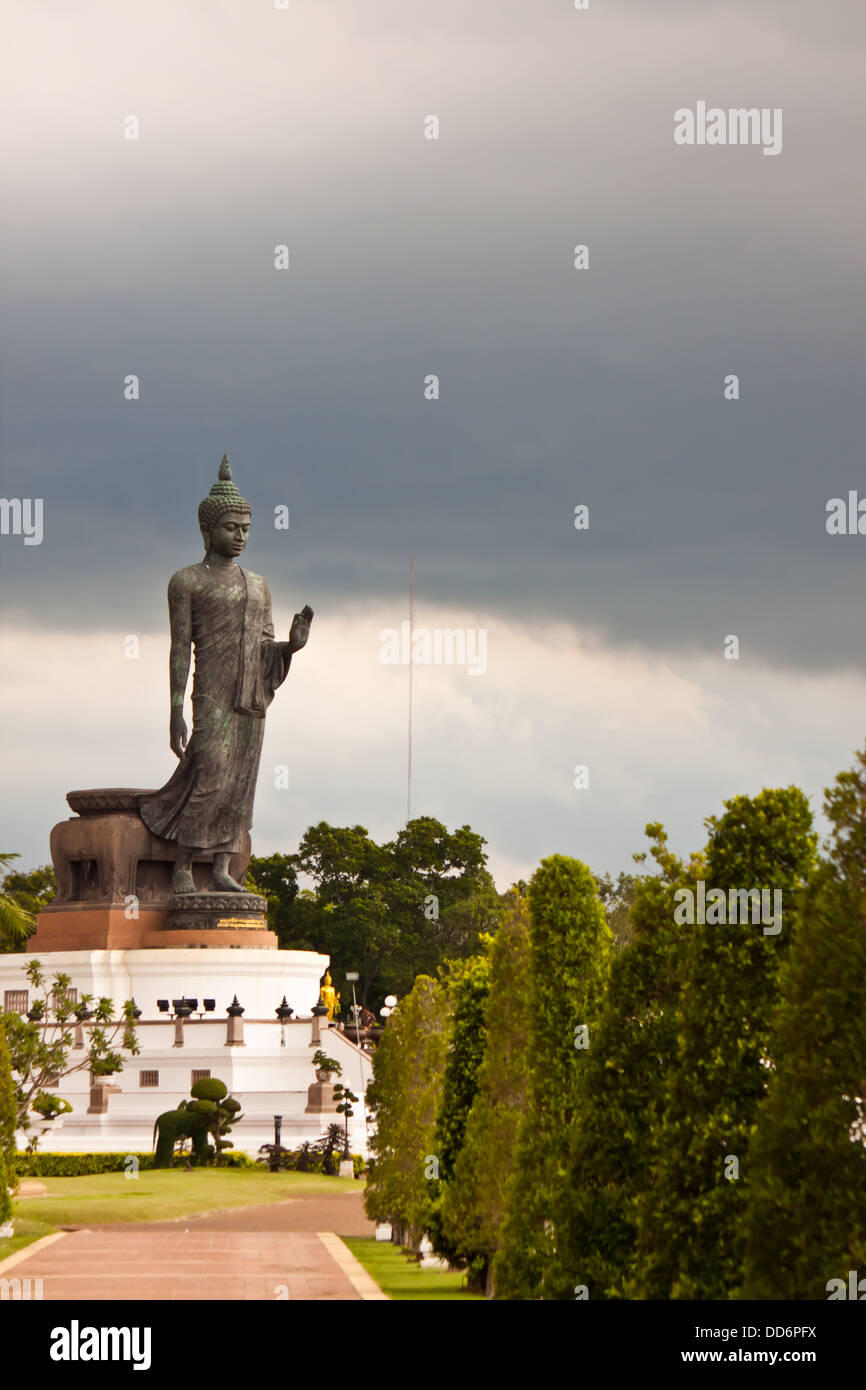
[5,1194,384,1301]
[135,1190,375,1236]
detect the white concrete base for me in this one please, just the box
[1,946,329,1021]
[418,1235,451,1270]
[2,948,375,1158]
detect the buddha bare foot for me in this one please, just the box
[211,853,244,892]
[211,870,245,892]
[172,865,197,895]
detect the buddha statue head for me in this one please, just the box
[198,455,252,558]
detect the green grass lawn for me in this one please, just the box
[343,1237,485,1301]
[11,1168,361,1228]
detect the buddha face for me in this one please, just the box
[205,511,251,558]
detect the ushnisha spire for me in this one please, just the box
[198,454,252,532]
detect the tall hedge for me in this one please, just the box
[494,856,611,1298]
[740,750,866,1297]
[549,827,691,1299]
[364,974,449,1243]
[425,954,491,1266]
[439,899,533,1293]
[632,787,817,1299]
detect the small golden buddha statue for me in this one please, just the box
[320,971,340,1021]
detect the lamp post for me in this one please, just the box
[271,1114,283,1171]
[345,971,361,1046]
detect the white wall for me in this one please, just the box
[3,948,374,1157]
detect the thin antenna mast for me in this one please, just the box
[407,556,415,824]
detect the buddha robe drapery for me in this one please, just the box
[138,562,291,852]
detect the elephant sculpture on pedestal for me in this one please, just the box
[152,1103,212,1168]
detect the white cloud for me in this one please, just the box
[2,606,862,887]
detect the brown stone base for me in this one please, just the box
[305,1080,338,1114]
[28,906,278,952]
[30,791,278,952]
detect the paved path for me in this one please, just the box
[3,1193,384,1301]
[130,1190,375,1236]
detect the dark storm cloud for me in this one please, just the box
[1,0,863,672]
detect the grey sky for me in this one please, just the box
[1,1,863,880]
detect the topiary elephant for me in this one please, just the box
[152,1103,212,1168]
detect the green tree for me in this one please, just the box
[292,822,397,1009]
[594,869,639,951]
[495,856,612,1298]
[0,1149,12,1232]
[740,749,866,1298]
[1,860,56,917]
[551,827,695,1299]
[632,787,817,1300]
[438,897,533,1294]
[425,952,491,1269]
[364,975,450,1244]
[3,959,140,1135]
[245,853,298,938]
[388,818,502,975]
[257,817,502,1010]
[0,853,44,952]
[0,1025,18,1207]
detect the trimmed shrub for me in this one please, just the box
[11,1149,257,1177]
[190,1077,228,1103]
[13,1152,156,1177]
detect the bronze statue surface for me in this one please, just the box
[137,456,312,893]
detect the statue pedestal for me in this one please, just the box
[27,789,277,951]
[28,907,278,951]
[164,891,275,948]
[166,891,268,932]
